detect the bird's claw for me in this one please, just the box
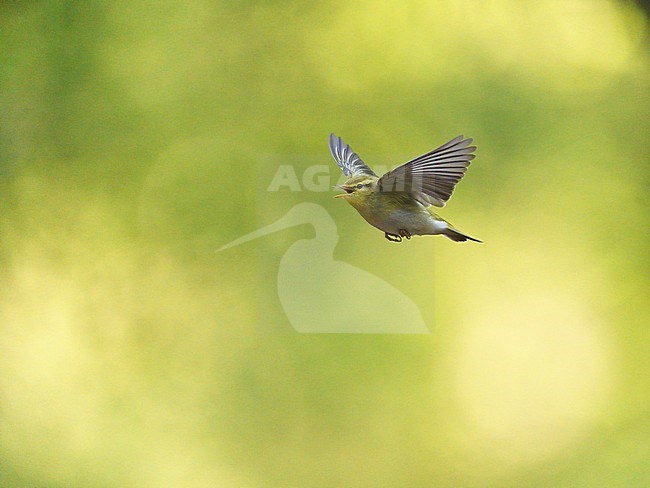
[385,230,412,242]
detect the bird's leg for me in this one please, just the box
[398,229,412,240]
[384,232,402,242]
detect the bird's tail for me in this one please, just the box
[444,227,482,243]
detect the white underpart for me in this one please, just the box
[358,204,448,236]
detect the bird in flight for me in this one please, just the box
[329,133,481,243]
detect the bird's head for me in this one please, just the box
[334,175,378,205]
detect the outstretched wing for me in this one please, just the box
[329,133,377,178]
[377,135,476,207]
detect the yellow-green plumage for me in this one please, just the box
[330,135,481,243]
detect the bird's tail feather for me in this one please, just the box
[444,228,482,243]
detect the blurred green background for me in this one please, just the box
[1,1,649,486]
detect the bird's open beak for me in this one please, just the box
[334,185,352,198]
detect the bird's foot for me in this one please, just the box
[398,229,412,240]
[384,232,402,242]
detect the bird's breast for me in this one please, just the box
[349,198,439,235]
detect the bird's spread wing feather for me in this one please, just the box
[377,135,476,207]
[329,133,377,178]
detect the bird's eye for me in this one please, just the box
[356,184,363,189]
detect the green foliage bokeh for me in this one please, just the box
[1,1,649,486]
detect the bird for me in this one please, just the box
[217,203,428,333]
[329,133,481,243]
